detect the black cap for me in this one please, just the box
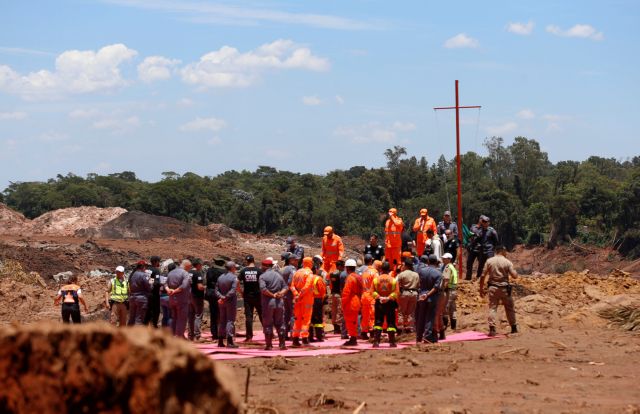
[150,255,161,263]
[192,258,202,266]
[420,255,429,263]
[428,254,439,264]
[364,253,373,261]
[281,252,291,260]
[245,255,254,263]
[335,259,345,267]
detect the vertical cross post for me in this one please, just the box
[434,80,481,277]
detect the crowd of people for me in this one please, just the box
[54,208,519,348]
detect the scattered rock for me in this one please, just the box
[53,271,73,282]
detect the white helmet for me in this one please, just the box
[345,259,357,267]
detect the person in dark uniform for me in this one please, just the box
[128,260,152,326]
[144,256,162,327]
[188,258,206,341]
[416,255,442,343]
[205,257,226,340]
[238,255,263,341]
[466,215,500,281]
[363,234,385,261]
[329,259,345,334]
[285,237,305,266]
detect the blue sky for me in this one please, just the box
[1,0,638,187]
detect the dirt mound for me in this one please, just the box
[0,322,240,413]
[31,206,127,237]
[207,223,238,239]
[88,211,207,240]
[0,203,30,235]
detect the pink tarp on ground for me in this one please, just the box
[195,331,501,360]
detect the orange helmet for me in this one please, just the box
[420,208,428,216]
[402,251,413,258]
[323,226,333,235]
[373,260,382,270]
[302,257,314,268]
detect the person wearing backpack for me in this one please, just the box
[54,274,88,324]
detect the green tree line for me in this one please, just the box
[3,137,639,258]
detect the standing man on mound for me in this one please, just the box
[322,226,344,274]
[385,208,404,268]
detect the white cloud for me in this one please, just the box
[335,95,344,105]
[137,55,181,82]
[392,121,416,132]
[302,95,322,106]
[444,33,479,49]
[485,122,518,136]
[334,121,415,144]
[103,0,375,30]
[207,137,222,146]
[506,21,534,35]
[546,24,603,41]
[181,39,329,88]
[177,98,194,107]
[39,131,69,142]
[516,109,535,119]
[68,108,101,119]
[0,111,27,120]
[180,117,227,132]
[0,44,138,100]
[92,116,141,133]
[542,114,572,122]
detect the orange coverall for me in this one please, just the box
[413,215,437,257]
[322,234,344,273]
[372,273,400,332]
[360,266,379,333]
[341,272,363,338]
[311,275,327,329]
[385,215,404,266]
[290,266,314,339]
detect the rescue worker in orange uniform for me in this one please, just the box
[385,208,404,267]
[413,208,437,258]
[322,226,345,273]
[341,259,363,346]
[359,254,378,340]
[290,257,315,347]
[309,266,327,342]
[372,261,400,348]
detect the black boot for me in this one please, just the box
[451,318,457,330]
[360,331,369,340]
[278,332,287,350]
[511,324,518,334]
[489,326,497,337]
[439,330,446,340]
[226,336,238,348]
[292,337,301,348]
[302,337,310,346]
[264,333,273,350]
[389,331,397,348]
[308,328,316,342]
[315,327,325,342]
[217,338,225,347]
[333,326,341,335]
[343,336,358,346]
[443,316,449,329]
[372,330,381,348]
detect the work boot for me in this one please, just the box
[451,319,457,330]
[315,327,325,342]
[389,332,397,348]
[488,326,497,337]
[341,332,349,340]
[343,336,358,346]
[511,324,518,334]
[360,331,369,340]
[217,338,225,347]
[439,330,446,341]
[301,337,310,346]
[333,327,341,335]
[226,336,238,349]
[443,316,449,329]
[308,328,316,342]
[243,336,253,343]
[372,330,381,348]
[292,337,302,348]
[278,332,287,350]
[264,333,273,351]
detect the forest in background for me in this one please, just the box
[3,137,639,258]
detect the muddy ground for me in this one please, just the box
[0,203,639,413]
